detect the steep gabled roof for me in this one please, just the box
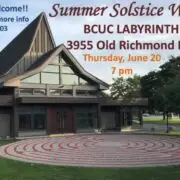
[0,12,55,75]
[3,45,109,89]
[28,46,60,71]
[29,44,109,88]
[0,12,109,89]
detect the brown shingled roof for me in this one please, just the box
[0,12,46,75]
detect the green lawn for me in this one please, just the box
[144,117,180,125]
[1,140,180,180]
[0,140,16,146]
[0,158,179,180]
[169,131,180,135]
[133,131,180,137]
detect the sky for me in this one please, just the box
[0,0,180,84]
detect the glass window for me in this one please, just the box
[43,65,59,73]
[61,66,74,74]
[61,74,79,85]
[41,72,59,84]
[76,112,94,129]
[22,73,40,84]
[34,114,46,130]
[20,89,33,95]
[19,114,32,130]
[79,78,89,85]
[33,89,46,95]
[51,56,60,64]
[61,89,73,96]
[50,89,61,96]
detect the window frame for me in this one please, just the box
[22,73,41,84]
[19,113,46,131]
[21,54,94,86]
[41,72,60,85]
[19,114,32,131]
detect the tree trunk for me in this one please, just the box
[166,111,169,133]
[163,111,166,120]
[138,108,143,127]
[166,112,169,120]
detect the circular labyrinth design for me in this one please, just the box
[0,135,180,167]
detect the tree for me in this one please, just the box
[140,71,165,114]
[164,73,180,114]
[100,91,110,98]
[140,56,180,118]
[126,75,142,98]
[110,75,141,100]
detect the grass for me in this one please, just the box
[0,158,179,180]
[0,140,16,146]
[0,140,180,180]
[132,131,180,137]
[170,131,180,136]
[143,117,180,125]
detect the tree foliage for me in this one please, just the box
[140,56,180,114]
[110,75,141,99]
[110,56,180,115]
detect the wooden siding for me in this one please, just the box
[31,17,53,54]
[17,97,99,104]
[7,16,54,78]
[16,97,148,106]
[0,95,13,106]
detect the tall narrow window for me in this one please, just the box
[34,114,46,130]
[19,114,32,130]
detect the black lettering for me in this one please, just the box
[110,3,120,17]
[49,4,60,17]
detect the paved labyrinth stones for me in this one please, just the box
[0,135,180,167]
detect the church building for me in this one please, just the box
[0,12,147,138]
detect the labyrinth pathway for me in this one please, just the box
[0,135,180,167]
